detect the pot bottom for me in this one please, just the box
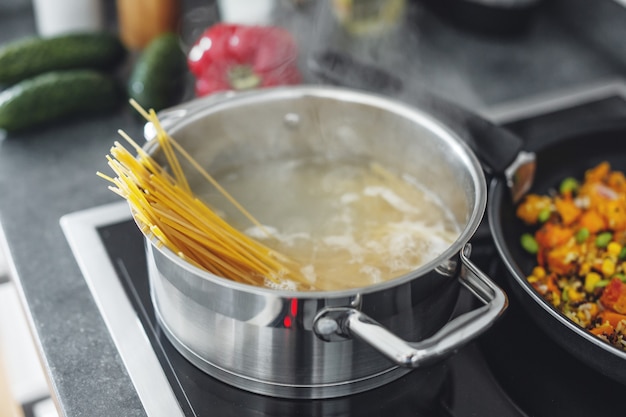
[155,308,410,399]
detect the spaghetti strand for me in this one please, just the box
[99,103,309,289]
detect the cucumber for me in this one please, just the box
[0,70,122,132]
[0,32,126,85]
[128,33,187,112]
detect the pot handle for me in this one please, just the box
[313,244,508,367]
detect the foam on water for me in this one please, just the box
[204,156,460,290]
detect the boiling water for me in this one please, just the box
[203,156,460,291]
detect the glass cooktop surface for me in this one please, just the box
[61,81,626,417]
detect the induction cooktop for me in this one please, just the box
[61,80,626,417]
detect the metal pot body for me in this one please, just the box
[143,86,507,398]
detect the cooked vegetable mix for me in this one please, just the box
[517,162,626,351]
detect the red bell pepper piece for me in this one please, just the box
[187,23,301,96]
[600,276,626,314]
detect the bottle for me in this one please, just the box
[217,0,275,25]
[32,0,104,37]
[331,0,405,36]
[116,0,181,49]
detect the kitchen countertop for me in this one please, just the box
[1,1,625,416]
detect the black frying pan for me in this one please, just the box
[308,51,626,385]
[489,122,626,386]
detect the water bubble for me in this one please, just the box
[284,112,301,128]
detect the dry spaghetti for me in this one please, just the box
[97,101,307,288]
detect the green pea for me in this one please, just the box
[575,227,590,243]
[538,208,551,223]
[595,232,613,248]
[559,177,579,195]
[619,247,626,260]
[521,233,539,254]
[595,279,611,288]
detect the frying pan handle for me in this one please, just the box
[308,50,524,174]
[313,244,508,367]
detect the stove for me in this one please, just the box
[61,81,626,417]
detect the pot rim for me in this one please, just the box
[139,85,488,298]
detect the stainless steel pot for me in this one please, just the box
[141,86,507,399]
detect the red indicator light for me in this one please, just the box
[290,298,298,317]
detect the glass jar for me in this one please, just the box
[33,0,104,37]
[116,0,181,49]
[331,0,405,36]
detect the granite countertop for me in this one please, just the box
[0,1,625,416]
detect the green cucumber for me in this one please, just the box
[128,33,187,112]
[0,70,122,132]
[0,32,126,85]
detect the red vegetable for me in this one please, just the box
[600,277,626,314]
[187,23,301,96]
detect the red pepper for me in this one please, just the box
[600,276,626,314]
[187,23,301,96]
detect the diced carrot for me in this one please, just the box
[546,244,578,275]
[555,197,581,226]
[608,171,626,193]
[578,210,606,233]
[579,182,618,213]
[585,162,611,183]
[544,274,561,295]
[597,310,626,327]
[516,194,552,225]
[535,223,574,249]
[590,323,615,336]
[537,248,546,267]
[602,200,626,231]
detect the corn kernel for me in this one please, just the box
[584,272,602,292]
[601,259,616,277]
[527,276,539,283]
[608,242,622,256]
[580,262,591,275]
[551,292,561,307]
[532,266,546,279]
[568,287,584,302]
